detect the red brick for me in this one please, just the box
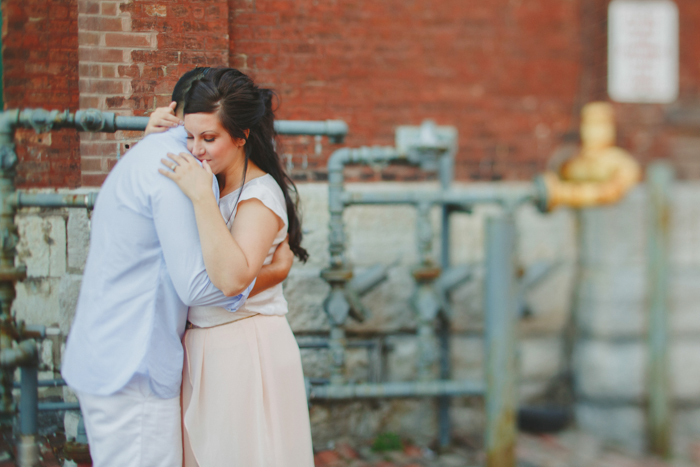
[81,157,104,172]
[79,47,125,63]
[78,15,124,32]
[81,173,108,187]
[105,33,153,48]
[101,1,119,15]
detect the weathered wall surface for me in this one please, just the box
[573,186,700,456]
[15,181,700,458]
[11,182,576,448]
[8,0,700,187]
[2,0,81,188]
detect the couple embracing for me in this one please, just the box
[61,68,315,467]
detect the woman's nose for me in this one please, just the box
[192,141,206,157]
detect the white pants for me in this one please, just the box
[76,375,182,467]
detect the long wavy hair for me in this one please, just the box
[183,67,308,262]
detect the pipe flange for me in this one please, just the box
[0,145,18,170]
[320,268,354,283]
[411,265,442,282]
[0,265,27,282]
[64,441,92,464]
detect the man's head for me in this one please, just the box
[171,67,210,117]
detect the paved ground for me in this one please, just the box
[0,427,697,466]
[314,431,699,467]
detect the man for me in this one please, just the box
[62,68,293,467]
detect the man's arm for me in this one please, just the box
[151,172,253,310]
[251,236,294,298]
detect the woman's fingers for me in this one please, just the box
[202,160,213,174]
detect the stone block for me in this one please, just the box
[16,216,50,277]
[670,267,700,336]
[13,274,83,335]
[578,187,647,268]
[67,208,90,272]
[520,337,563,381]
[284,268,330,333]
[575,267,646,339]
[671,339,700,402]
[574,340,646,400]
[575,403,645,454]
[47,216,67,277]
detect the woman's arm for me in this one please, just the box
[250,237,293,298]
[159,152,281,296]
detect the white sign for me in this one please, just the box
[608,0,679,103]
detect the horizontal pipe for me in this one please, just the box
[13,378,66,389]
[114,115,150,131]
[12,191,99,209]
[10,109,349,139]
[309,379,484,399]
[274,120,349,142]
[298,340,378,349]
[37,402,80,412]
[342,187,537,208]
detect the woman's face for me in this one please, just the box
[184,112,245,175]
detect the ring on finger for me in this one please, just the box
[171,163,178,170]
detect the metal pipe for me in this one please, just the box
[274,120,349,143]
[38,401,81,412]
[18,365,39,467]
[11,191,99,209]
[342,187,537,208]
[647,162,673,458]
[484,215,517,467]
[309,379,484,400]
[13,108,349,140]
[13,378,66,389]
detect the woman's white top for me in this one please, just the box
[188,174,289,328]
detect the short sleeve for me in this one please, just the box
[238,178,288,230]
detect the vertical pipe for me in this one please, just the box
[647,162,673,458]
[438,145,455,448]
[17,365,39,467]
[0,111,18,421]
[484,214,517,467]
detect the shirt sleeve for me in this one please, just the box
[151,171,254,311]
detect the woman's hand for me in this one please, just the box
[145,102,183,135]
[159,152,215,204]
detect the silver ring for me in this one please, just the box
[171,163,178,170]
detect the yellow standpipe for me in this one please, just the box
[542,102,641,211]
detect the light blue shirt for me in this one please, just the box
[62,126,252,399]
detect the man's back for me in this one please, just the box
[62,127,248,399]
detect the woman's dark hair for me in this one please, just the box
[171,67,209,114]
[183,67,309,262]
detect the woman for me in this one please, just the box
[157,68,314,467]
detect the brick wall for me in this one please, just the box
[232,0,585,181]
[77,0,229,186]
[2,0,80,188]
[5,0,700,186]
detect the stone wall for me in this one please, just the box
[13,181,700,458]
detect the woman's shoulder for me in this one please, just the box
[240,174,288,221]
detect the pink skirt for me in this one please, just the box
[182,314,314,467]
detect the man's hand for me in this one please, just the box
[145,102,183,135]
[250,236,294,297]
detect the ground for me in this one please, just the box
[313,431,699,467]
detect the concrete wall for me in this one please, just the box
[13,180,700,458]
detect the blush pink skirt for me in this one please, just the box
[182,314,314,467]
